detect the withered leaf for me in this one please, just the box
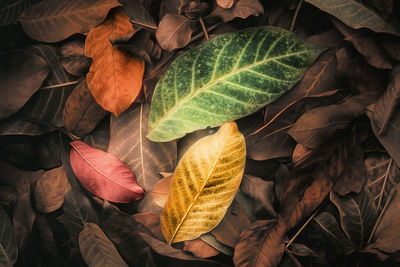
[120,0,156,30]
[155,14,197,51]
[233,220,287,267]
[217,0,235,9]
[206,0,264,23]
[63,79,108,137]
[60,38,92,76]
[0,48,50,120]
[159,0,191,17]
[34,166,70,213]
[19,0,121,42]
[364,0,393,17]
[0,204,18,267]
[183,239,220,258]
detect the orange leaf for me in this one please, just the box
[85,8,145,116]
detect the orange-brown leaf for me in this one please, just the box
[85,8,145,116]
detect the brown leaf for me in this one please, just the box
[60,38,92,76]
[183,239,220,258]
[217,0,235,9]
[233,220,287,267]
[20,0,121,42]
[85,8,145,116]
[133,212,164,241]
[240,175,277,218]
[288,93,380,149]
[211,200,250,248]
[332,19,393,69]
[306,28,344,48]
[292,143,312,164]
[155,14,196,51]
[0,48,50,120]
[34,166,70,213]
[366,66,400,167]
[381,35,400,61]
[364,0,393,17]
[159,0,192,17]
[206,0,264,23]
[150,174,172,208]
[63,79,108,137]
[369,184,400,254]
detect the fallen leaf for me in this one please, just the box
[60,38,92,76]
[0,48,50,120]
[0,0,41,26]
[363,0,393,17]
[306,28,344,48]
[159,0,191,17]
[206,0,264,23]
[85,8,145,116]
[381,35,400,61]
[183,239,220,258]
[240,175,277,218]
[148,26,322,142]
[330,190,378,250]
[217,0,234,9]
[133,212,164,241]
[79,223,128,267]
[233,220,287,267]
[120,0,157,30]
[161,122,246,244]
[155,14,197,51]
[83,117,111,152]
[313,212,356,254]
[369,184,400,254]
[332,19,393,69]
[149,174,172,209]
[69,140,144,203]
[19,0,121,42]
[63,79,108,137]
[108,103,177,191]
[34,165,70,213]
[304,0,399,36]
[0,204,18,267]
[287,243,328,265]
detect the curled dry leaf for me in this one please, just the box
[108,103,177,191]
[60,39,92,76]
[19,0,121,42]
[85,8,145,116]
[155,14,196,51]
[63,79,108,137]
[233,220,287,267]
[79,223,128,267]
[206,0,264,23]
[216,0,235,9]
[69,140,144,203]
[34,165,70,213]
[304,0,399,36]
[148,26,322,142]
[161,122,246,244]
[0,48,50,121]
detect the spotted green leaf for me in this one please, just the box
[147,26,322,142]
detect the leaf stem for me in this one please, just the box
[199,17,209,41]
[290,0,304,32]
[41,80,80,90]
[191,22,222,43]
[377,158,392,210]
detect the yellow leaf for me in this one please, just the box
[85,8,145,116]
[161,122,246,244]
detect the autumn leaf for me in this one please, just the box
[85,8,145,116]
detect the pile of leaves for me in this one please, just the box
[1,0,400,266]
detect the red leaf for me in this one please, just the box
[70,141,144,203]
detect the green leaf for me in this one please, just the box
[79,223,128,267]
[304,0,399,36]
[147,26,322,142]
[0,204,18,267]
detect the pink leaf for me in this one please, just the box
[70,141,144,203]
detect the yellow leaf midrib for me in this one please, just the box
[169,134,228,244]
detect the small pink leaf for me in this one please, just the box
[70,141,144,203]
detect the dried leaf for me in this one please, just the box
[0,48,50,120]
[304,0,399,36]
[79,223,128,267]
[233,220,286,267]
[206,0,264,23]
[34,165,70,213]
[108,103,177,191]
[159,0,191,17]
[60,39,92,76]
[313,212,356,255]
[0,204,18,267]
[161,122,246,244]
[70,140,144,203]
[0,0,41,26]
[330,190,378,250]
[364,0,393,17]
[183,239,220,258]
[217,0,234,9]
[148,26,322,142]
[120,0,156,29]
[155,14,196,51]
[63,79,108,137]
[85,8,145,116]
[20,0,121,42]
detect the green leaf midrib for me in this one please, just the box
[148,49,309,136]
